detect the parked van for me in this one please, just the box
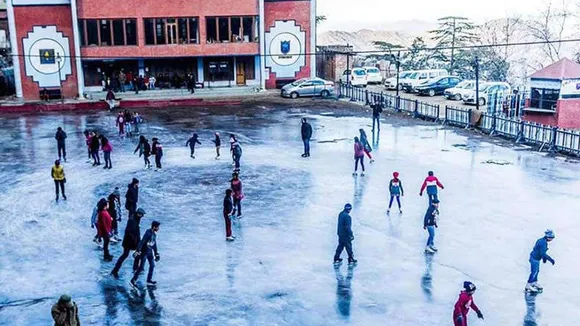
[340,68,368,87]
[384,71,412,90]
[363,67,382,84]
[401,69,448,93]
[463,82,511,107]
[444,80,484,101]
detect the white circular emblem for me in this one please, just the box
[28,38,66,75]
[270,33,302,67]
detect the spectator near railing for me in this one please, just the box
[337,83,580,157]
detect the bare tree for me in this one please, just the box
[524,1,571,63]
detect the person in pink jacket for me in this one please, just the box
[101,135,113,169]
[353,137,365,176]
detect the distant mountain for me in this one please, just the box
[317,29,417,52]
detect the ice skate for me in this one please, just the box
[429,245,438,252]
[352,172,358,176]
[333,258,343,265]
[110,271,119,279]
[110,237,119,243]
[386,209,390,214]
[399,209,403,214]
[361,172,365,177]
[532,283,543,291]
[425,246,435,254]
[226,236,235,241]
[147,280,157,286]
[348,259,358,265]
[130,279,138,289]
[525,283,539,293]
[370,159,375,163]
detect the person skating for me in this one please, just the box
[97,198,114,261]
[84,130,92,163]
[106,89,116,111]
[301,118,313,157]
[151,137,163,171]
[353,137,365,176]
[134,136,151,169]
[107,193,122,242]
[453,281,484,326]
[51,159,67,202]
[101,135,113,169]
[387,171,404,214]
[111,208,146,279]
[232,140,242,172]
[90,200,102,247]
[51,294,80,326]
[185,133,201,158]
[125,178,139,218]
[333,203,357,265]
[90,132,101,166]
[371,98,383,132]
[223,189,235,241]
[230,172,244,219]
[420,171,444,204]
[212,132,221,159]
[55,127,67,162]
[525,230,556,293]
[124,110,133,138]
[116,112,125,136]
[423,199,439,253]
[229,134,237,165]
[130,220,161,288]
[359,129,374,163]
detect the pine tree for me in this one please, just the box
[429,16,479,73]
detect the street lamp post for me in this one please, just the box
[56,53,63,103]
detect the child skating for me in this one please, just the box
[453,281,484,326]
[223,189,235,241]
[423,199,439,253]
[185,133,201,159]
[353,137,365,176]
[359,129,374,163]
[420,171,444,204]
[151,137,163,171]
[230,172,244,219]
[212,132,221,159]
[525,230,556,293]
[387,172,404,214]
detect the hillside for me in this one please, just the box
[317,29,419,52]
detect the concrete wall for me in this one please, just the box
[14,5,78,100]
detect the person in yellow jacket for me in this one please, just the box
[51,159,67,202]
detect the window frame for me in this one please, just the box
[144,17,200,46]
[80,18,138,47]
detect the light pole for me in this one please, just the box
[56,52,63,102]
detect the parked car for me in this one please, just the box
[444,80,483,101]
[363,67,382,84]
[339,68,368,87]
[281,78,335,99]
[415,76,462,96]
[384,71,412,90]
[463,82,511,106]
[401,69,448,92]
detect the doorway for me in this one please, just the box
[236,60,246,85]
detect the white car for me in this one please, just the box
[463,82,511,107]
[340,68,367,87]
[384,71,412,90]
[363,67,382,84]
[402,69,448,93]
[444,80,484,101]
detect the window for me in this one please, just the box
[204,57,233,81]
[144,17,199,45]
[80,19,137,47]
[206,16,258,43]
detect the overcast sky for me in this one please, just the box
[317,0,554,32]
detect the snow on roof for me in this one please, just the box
[530,58,580,80]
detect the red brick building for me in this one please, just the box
[7,0,316,100]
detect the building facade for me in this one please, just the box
[7,0,316,100]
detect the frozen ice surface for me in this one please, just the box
[0,104,579,325]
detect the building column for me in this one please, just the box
[254,55,261,84]
[70,0,85,97]
[258,0,266,89]
[6,1,23,98]
[232,56,237,84]
[197,58,203,83]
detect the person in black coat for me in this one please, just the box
[301,118,313,157]
[110,208,146,279]
[185,133,202,158]
[90,132,101,166]
[125,178,139,218]
[334,203,357,265]
[223,189,235,241]
[372,97,383,132]
[55,127,67,162]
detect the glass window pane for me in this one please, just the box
[178,18,188,44]
[125,20,137,46]
[189,18,198,44]
[113,20,124,46]
[144,19,155,45]
[231,17,241,42]
[242,17,253,42]
[79,21,86,46]
[86,20,98,46]
[99,20,111,46]
[206,18,216,43]
[155,19,166,45]
[218,17,229,42]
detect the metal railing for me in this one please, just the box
[337,83,580,157]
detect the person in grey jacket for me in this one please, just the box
[333,203,357,265]
[130,220,160,287]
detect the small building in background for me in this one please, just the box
[523,58,580,129]
[316,44,352,82]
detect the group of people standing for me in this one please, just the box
[116,110,143,138]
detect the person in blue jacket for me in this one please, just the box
[131,220,161,288]
[387,171,404,214]
[423,199,439,253]
[525,230,555,293]
[333,203,357,265]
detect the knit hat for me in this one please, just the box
[545,229,555,239]
[136,208,146,216]
[463,281,476,292]
[58,294,73,308]
[113,187,120,198]
[393,172,399,178]
[344,203,352,210]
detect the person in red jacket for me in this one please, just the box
[420,171,444,204]
[230,172,244,218]
[97,198,114,262]
[453,281,484,326]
